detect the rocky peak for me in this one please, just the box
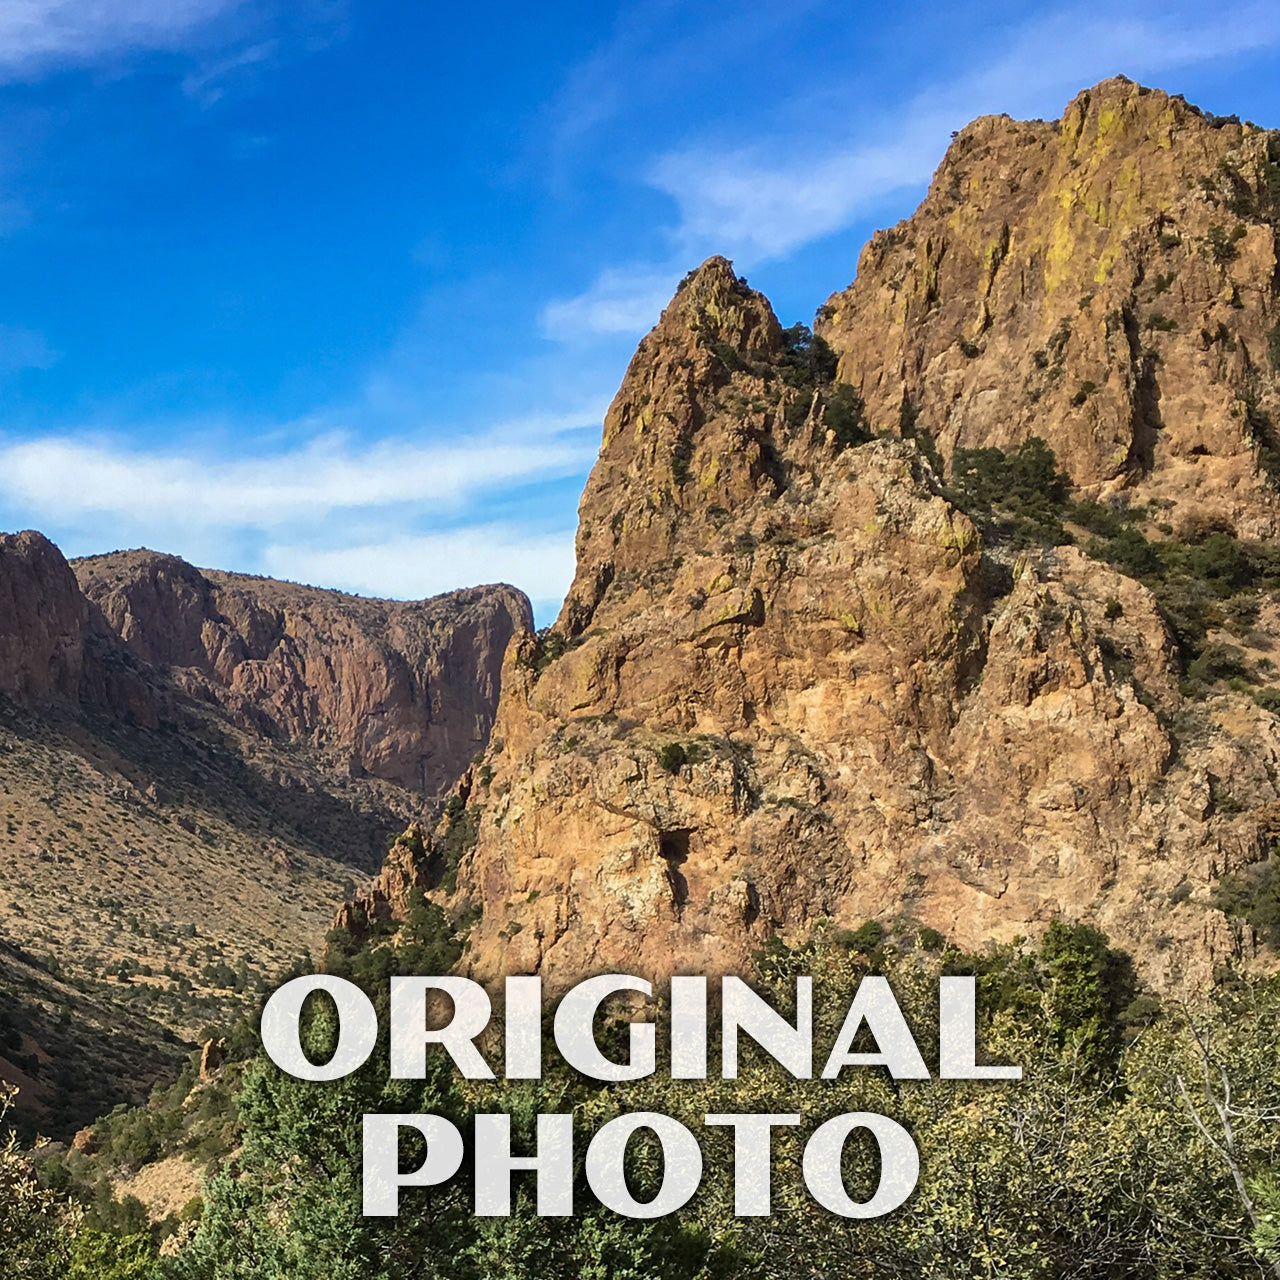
[0,531,532,799]
[340,84,1280,996]
[818,76,1280,536]
[558,256,786,636]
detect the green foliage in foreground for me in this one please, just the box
[6,919,1280,1279]
[183,922,1280,1278]
[1,1082,76,1278]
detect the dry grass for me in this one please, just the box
[0,688,427,1137]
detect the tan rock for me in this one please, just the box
[818,76,1280,538]
[344,243,1280,995]
[0,531,89,701]
[198,1038,225,1082]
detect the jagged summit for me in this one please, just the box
[557,257,790,636]
[819,75,1280,535]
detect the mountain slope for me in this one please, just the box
[0,532,530,1133]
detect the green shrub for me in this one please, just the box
[946,436,1072,547]
[1070,500,1138,538]
[658,743,688,774]
[710,340,744,372]
[65,1230,160,1280]
[1207,222,1247,265]
[1081,525,1280,680]
[822,383,871,450]
[436,801,479,894]
[1186,642,1249,687]
[1212,861,1280,949]
[1086,527,1162,578]
[776,324,838,388]
[521,627,568,676]
[832,919,884,952]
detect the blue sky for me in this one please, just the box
[1,1,1278,621]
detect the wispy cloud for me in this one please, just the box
[650,121,942,262]
[0,415,597,532]
[550,1,1280,339]
[654,2,1280,258]
[0,0,245,78]
[541,267,681,341]
[0,411,597,617]
[263,526,577,610]
[181,37,278,104]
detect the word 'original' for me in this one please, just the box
[259,972,1022,1219]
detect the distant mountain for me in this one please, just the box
[0,531,530,1134]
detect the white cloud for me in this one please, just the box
[0,415,597,532]
[651,122,943,262]
[262,526,577,611]
[0,412,598,617]
[540,267,680,341]
[0,0,244,76]
[0,324,58,376]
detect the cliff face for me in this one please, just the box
[818,77,1280,537]
[0,536,530,798]
[0,532,89,701]
[346,82,1280,994]
[73,552,531,794]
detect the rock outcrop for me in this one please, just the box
[0,531,89,701]
[818,76,1280,537]
[345,85,1280,993]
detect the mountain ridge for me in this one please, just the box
[0,531,531,1132]
[340,77,1280,996]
